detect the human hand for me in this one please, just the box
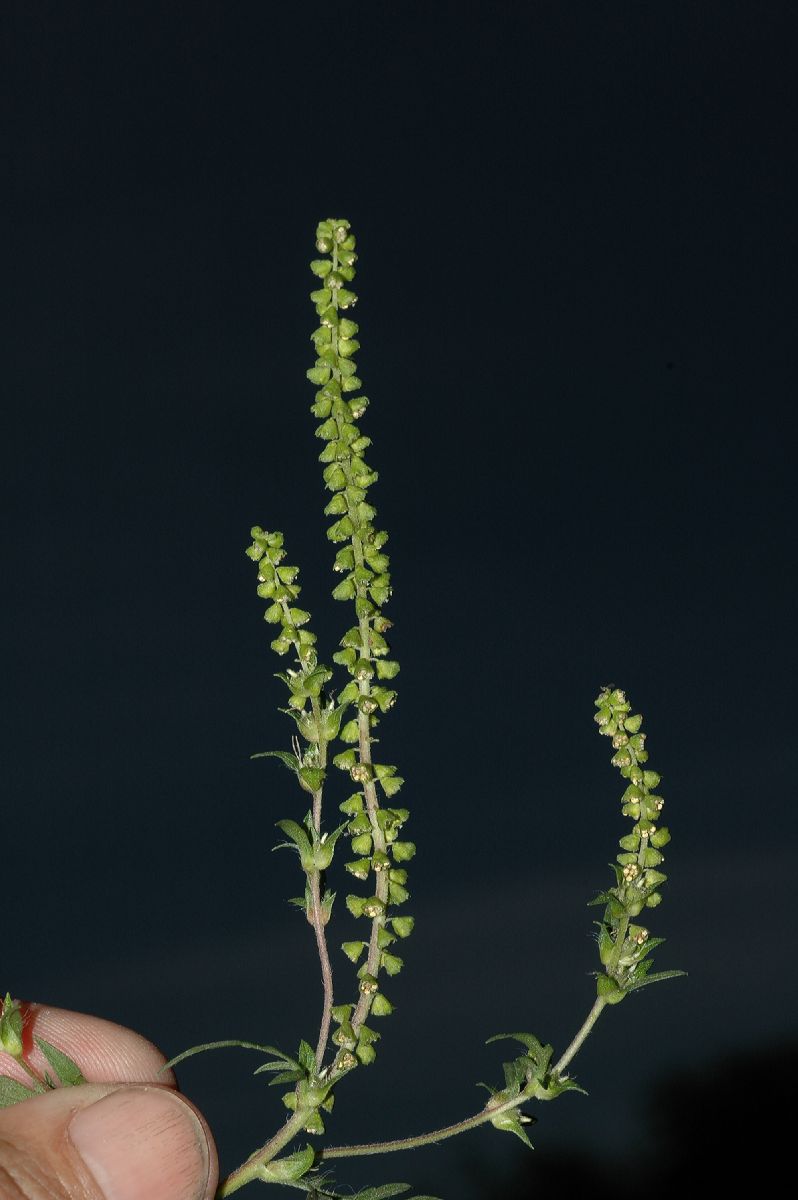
[0,1002,217,1200]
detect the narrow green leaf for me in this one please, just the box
[626,969,687,992]
[34,1038,86,1088]
[251,750,300,771]
[353,1185,412,1200]
[160,1040,297,1074]
[0,1076,40,1107]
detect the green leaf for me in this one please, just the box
[297,1040,316,1073]
[275,819,313,862]
[0,1076,41,1107]
[34,1038,86,1087]
[261,1068,305,1086]
[487,1032,547,1061]
[251,749,300,771]
[160,1039,296,1074]
[353,1184,413,1200]
[626,969,687,992]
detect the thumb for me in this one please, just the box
[0,1083,216,1200]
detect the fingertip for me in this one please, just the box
[10,1003,177,1087]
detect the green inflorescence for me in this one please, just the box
[590,687,684,1004]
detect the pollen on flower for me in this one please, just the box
[623,863,640,881]
[634,928,649,945]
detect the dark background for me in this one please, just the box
[4,2,796,1196]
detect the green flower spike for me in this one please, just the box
[591,687,685,1002]
[308,219,410,1064]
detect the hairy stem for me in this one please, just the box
[318,1092,530,1161]
[553,996,606,1074]
[217,1110,309,1197]
[277,595,335,1070]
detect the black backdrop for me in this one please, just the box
[5,3,796,1196]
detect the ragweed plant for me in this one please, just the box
[1,219,684,1199]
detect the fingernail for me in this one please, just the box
[69,1087,210,1200]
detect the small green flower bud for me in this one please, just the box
[372,687,397,712]
[643,769,661,788]
[339,793,364,815]
[337,681,360,704]
[388,881,409,904]
[336,1050,358,1071]
[645,891,663,908]
[358,973,379,995]
[340,719,360,743]
[351,833,373,855]
[650,826,671,848]
[611,748,632,768]
[346,858,371,880]
[332,1024,356,1048]
[390,915,415,938]
[370,993,394,1016]
[380,952,403,976]
[612,732,629,748]
[346,894,366,918]
[391,841,416,862]
[355,1041,376,1065]
[618,833,639,852]
[371,851,391,872]
[333,748,357,770]
[341,941,367,963]
[362,897,386,918]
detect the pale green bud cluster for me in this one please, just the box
[591,687,681,1004]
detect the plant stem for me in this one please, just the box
[318,996,608,1164]
[217,1110,309,1197]
[308,860,334,1070]
[318,1092,530,1160]
[552,996,606,1075]
[275,596,335,1070]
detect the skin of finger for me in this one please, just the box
[0,1083,218,1200]
[0,1004,177,1088]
